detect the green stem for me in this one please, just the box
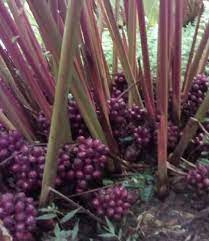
[39,0,83,207]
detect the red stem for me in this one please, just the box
[136,0,155,120]
[157,0,169,194]
[172,0,183,122]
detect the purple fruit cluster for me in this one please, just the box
[183,74,209,118]
[111,73,127,98]
[0,123,6,132]
[192,119,209,148]
[128,105,147,126]
[0,130,24,162]
[10,145,46,193]
[133,126,151,149]
[192,132,205,147]
[0,192,37,241]
[108,97,129,139]
[35,111,50,137]
[167,122,180,149]
[35,98,89,140]
[108,95,151,159]
[186,164,209,192]
[57,137,109,193]
[68,99,89,139]
[154,121,180,151]
[91,185,136,220]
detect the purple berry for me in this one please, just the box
[0,192,37,241]
[183,74,209,118]
[10,145,46,193]
[91,186,136,221]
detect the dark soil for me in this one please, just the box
[130,190,209,241]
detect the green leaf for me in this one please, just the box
[54,225,72,241]
[141,185,154,202]
[60,208,80,224]
[11,35,20,43]
[118,229,123,239]
[105,217,115,234]
[198,158,209,165]
[102,179,114,186]
[54,224,61,236]
[99,233,117,238]
[127,237,131,241]
[60,230,72,239]
[200,152,209,157]
[39,203,58,213]
[72,220,79,240]
[203,118,209,123]
[119,136,134,143]
[36,213,57,220]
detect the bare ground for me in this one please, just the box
[132,190,209,241]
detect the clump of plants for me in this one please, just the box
[0,0,209,240]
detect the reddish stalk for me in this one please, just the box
[0,3,52,119]
[197,39,209,73]
[172,0,183,122]
[0,51,30,108]
[112,0,120,74]
[183,3,203,91]
[98,0,143,107]
[156,0,169,196]
[127,0,137,78]
[136,0,155,120]
[27,0,62,65]
[167,1,175,91]
[0,79,35,140]
[80,2,118,156]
